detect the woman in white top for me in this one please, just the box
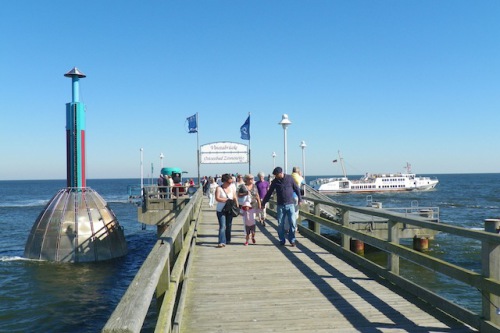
[215,173,238,247]
[208,177,218,207]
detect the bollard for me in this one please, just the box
[413,236,429,252]
[419,209,433,219]
[350,239,364,255]
[484,219,500,234]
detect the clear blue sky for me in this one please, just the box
[1,1,499,181]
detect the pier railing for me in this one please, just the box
[104,186,500,332]
[102,188,203,333]
[296,194,500,332]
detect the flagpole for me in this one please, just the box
[248,112,251,174]
[196,112,200,186]
[140,148,144,196]
[239,113,251,174]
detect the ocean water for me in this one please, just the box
[0,179,157,333]
[312,173,500,313]
[1,174,499,331]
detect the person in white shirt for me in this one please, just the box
[215,174,239,247]
[208,177,218,207]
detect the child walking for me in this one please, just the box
[241,200,256,246]
[237,174,262,246]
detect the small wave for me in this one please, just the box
[0,200,49,208]
[106,199,132,204]
[101,194,132,203]
[469,227,484,231]
[0,256,37,262]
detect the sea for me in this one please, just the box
[1,174,500,332]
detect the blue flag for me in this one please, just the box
[240,116,250,140]
[187,114,197,133]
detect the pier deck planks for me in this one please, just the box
[180,198,476,333]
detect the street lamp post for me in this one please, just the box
[140,148,144,195]
[279,114,292,174]
[272,152,276,169]
[300,140,307,180]
[160,153,164,169]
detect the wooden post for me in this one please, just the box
[156,256,170,309]
[312,202,321,234]
[341,209,350,251]
[482,219,500,325]
[388,220,400,275]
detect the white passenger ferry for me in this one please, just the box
[310,153,439,194]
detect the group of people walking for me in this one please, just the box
[212,167,303,248]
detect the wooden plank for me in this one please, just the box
[179,198,477,333]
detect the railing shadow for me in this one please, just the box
[288,188,500,332]
[259,217,469,332]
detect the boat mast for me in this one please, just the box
[405,162,412,173]
[338,151,348,179]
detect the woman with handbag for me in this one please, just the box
[215,173,239,248]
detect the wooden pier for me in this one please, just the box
[103,188,500,333]
[179,203,475,332]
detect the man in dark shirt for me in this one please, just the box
[261,166,302,246]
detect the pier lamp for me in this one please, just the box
[160,152,164,169]
[300,140,307,179]
[279,114,292,174]
[272,152,276,169]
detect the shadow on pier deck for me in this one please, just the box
[179,199,475,333]
[103,188,500,332]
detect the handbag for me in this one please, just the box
[223,199,240,217]
[222,191,240,217]
[229,200,240,217]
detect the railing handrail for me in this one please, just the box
[299,194,500,331]
[304,196,500,243]
[102,188,203,333]
[105,186,500,332]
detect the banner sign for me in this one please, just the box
[200,142,248,164]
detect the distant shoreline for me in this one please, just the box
[1,172,500,182]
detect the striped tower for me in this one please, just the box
[24,68,127,262]
[64,67,86,188]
